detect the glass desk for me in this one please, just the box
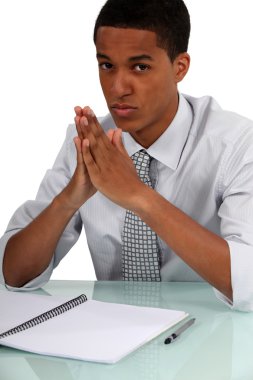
[1,280,253,380]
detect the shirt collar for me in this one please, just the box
[122,93,193,170]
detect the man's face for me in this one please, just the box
[96,27,189,148]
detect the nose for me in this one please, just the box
[110,70,132,98]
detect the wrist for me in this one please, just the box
[53,190,82,216]
[130,185,157,217]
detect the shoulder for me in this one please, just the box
[184,93,253,151]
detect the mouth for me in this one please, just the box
[110,103,138,118]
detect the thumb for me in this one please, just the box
[106,128,115,143]
[112,129,128,157]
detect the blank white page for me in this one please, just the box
[0,291,187,363]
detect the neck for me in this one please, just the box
[130,95,179,148]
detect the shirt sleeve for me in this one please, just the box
[0,124,82,291]
[218,130,253,311]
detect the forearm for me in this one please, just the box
[3,192,79,288]
[133,187,232,300]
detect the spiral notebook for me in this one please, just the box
[0,290,187,363]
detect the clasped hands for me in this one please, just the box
[69,105,147,211]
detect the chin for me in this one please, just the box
[110,114,141,133]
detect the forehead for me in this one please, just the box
[95,27,161,57]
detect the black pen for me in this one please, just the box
[164,318,196,344]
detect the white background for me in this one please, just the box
[0,1,252,280]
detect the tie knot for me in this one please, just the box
[131,150,151,182]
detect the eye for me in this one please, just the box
[99,62,113,70]
[134,64,150,72]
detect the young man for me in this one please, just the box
[1,0,253,311]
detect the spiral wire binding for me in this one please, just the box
[0,294,87,340]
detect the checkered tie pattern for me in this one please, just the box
[122,150,161,281]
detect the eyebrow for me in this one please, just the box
[96,53,154,62]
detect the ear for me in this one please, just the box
[173,53,190,83]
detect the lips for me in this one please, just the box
[111,103,137,117]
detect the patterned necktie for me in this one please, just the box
[122,150,161,281]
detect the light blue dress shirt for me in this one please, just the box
[1,93,253,311]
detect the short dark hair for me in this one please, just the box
[93,0,190,62]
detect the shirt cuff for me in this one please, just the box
[213,288,233,308]
[227,240,253,312]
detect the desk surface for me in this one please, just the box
[1,280,253,380]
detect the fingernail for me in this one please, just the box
[87,107,95,117]
[82,117,88,126]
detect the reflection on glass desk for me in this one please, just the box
[1,280,253,380]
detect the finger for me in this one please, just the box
[81,138,99,177]
[80,115,89,139]
[74,115,84,139]
[74,106,90,140]
[80,108,105,150]
[74,106,82,116]
[112,129,129,157]
[73,137,87,174]
[82,106,90,115]
[86,108,111,149]
[107,129,115,143]
[85,113,113,167]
